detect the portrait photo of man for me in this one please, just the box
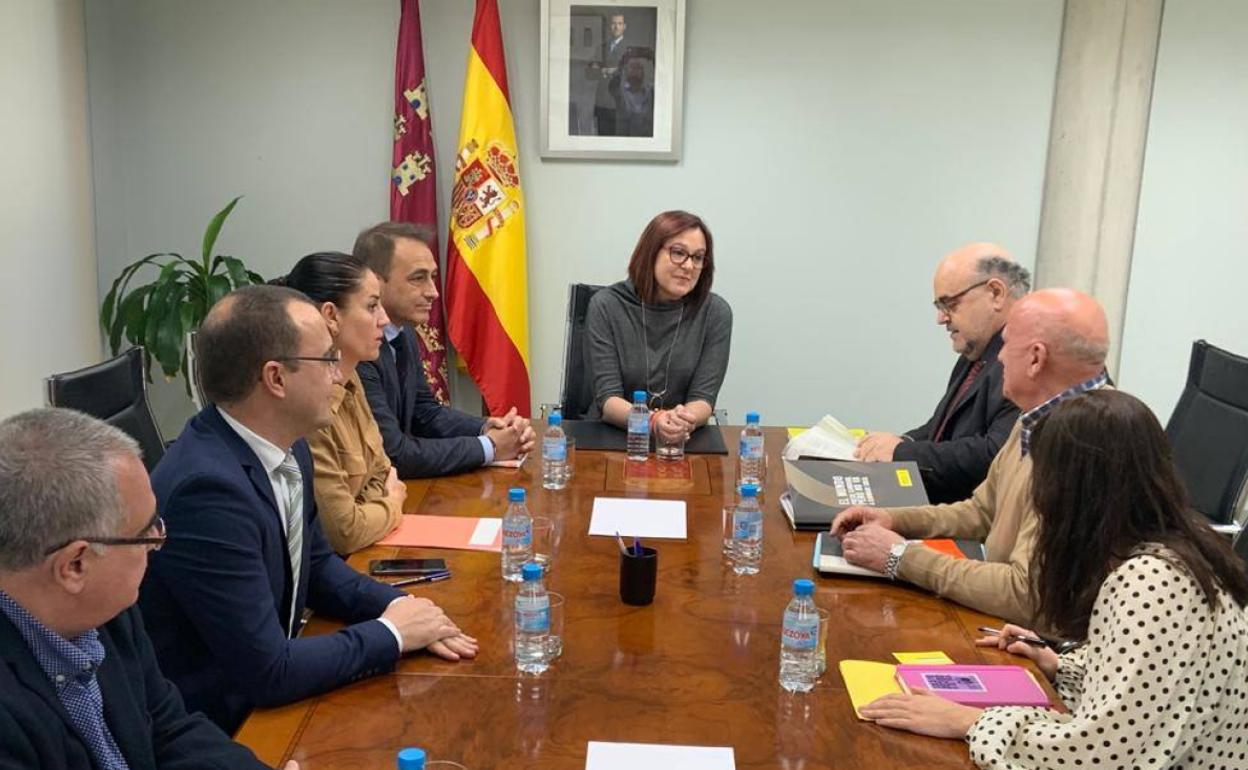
[568,6,657,137]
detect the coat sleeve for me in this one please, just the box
[306,427,403,554]
[359,357,486,479]
[149,472,400,709]
[684,298,732,408]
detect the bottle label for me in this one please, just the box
[732,510,762,541]
[543,436,567,461]
[628,413,649,434]
[517,602,550,633]
[781,617,819,650]
[503,520,532,547]
[740,435,764,459]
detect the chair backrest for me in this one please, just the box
[1164,340,1248,526]
[558,283,606,420]
[45,347,166,472]
[186,329,207,410]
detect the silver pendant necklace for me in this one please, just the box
[641,301,685,411]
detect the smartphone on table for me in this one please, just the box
[368,558,449,576]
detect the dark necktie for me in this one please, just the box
[391,331,409,391]
[933,359,986,442]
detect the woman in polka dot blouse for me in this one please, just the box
[862,389,1248,768]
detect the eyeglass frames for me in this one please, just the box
[932,279,991,315]
[44,511,167,555]
[664,244,709,269]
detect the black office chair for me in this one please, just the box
[557,283,606,420]
[45,347,166,472]
[1165,340,1248,534]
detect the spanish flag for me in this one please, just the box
[445,0,531,417]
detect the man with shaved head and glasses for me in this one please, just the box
[854,243,1030,503]
[139,285,476,736]
[0,408,284,769]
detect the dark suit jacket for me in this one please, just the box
[894,331,1019,504]
[358,326,488,479]
[139,405,404,734]
[0,605,267,770]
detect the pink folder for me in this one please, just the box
[894,664,1051,707]
[376,515,503,552]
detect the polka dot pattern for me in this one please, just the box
[967,544,1248,769]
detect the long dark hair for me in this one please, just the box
[626,210,715,308]
[275,251,372,307]
[1029,389,1248,639]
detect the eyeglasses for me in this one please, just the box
[665,244,708,269]
[275,352,342,372]
[933,279,991,315]
[44,513,167,555]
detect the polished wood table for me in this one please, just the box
[237,427,1043,769]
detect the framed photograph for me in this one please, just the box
[540,0,686,161]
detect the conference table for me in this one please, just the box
[237,426,1051,769]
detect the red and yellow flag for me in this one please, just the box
[446,0,530,416]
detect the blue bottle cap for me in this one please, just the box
[633,390,647,403]
[793,578,815,596]
[397,747,426,770]
[549,412,562,426]
[740,483,759,498]
[522,562,543,581]
[745,411,760,424]
[509,487,526,502]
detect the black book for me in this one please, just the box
[780,457,930,531]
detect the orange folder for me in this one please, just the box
[376,515,503,552]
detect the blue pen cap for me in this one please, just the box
[509,487,526,503]
[522,562,543,581]
[633,390,647,403]
[745,411,760,424]
[549,412,562,426]
[397,747,426,770]
[793,578,815,597]
[740,483,759,498]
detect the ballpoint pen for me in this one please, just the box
[977,626,1052,648]
[389,572,452,588]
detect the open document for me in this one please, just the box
[783,414,860,461]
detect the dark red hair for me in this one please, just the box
[626,210,714,307]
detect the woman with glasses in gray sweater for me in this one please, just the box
[584,210,733,445]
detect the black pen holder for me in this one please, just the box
[619,547,658,606]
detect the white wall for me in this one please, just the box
[0,0,100,417]
[1118,0,1248,421]
[86,0,1062,430]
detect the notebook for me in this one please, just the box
[895,664,1050,708]
[781,458,929,530]
[812,532,985,578]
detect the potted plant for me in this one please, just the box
[100,196,263,394]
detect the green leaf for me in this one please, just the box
[246,270,264,284]
[152,284,188,377]
[99,252,179,341]
[201,196,242,267]
[206,274,232,307]
[119,285,155,352]
[220,256,253,288]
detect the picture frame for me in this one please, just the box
[540,0,686,161]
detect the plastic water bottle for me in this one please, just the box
[501,487,533,583]
[731,483,763,575]
[739,411,765,489]
[542,412,568,490]
[627,390,650,461]
[396,747,426,770]
[514,562,551,674]
[779,578,819,693]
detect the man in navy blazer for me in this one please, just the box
[140,286,477,734]
[855,244,1025,503]
[353,222,535,479]
[0,408,282,769]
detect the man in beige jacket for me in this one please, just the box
[831,288,1110,626]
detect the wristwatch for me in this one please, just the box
[884,540,911,580]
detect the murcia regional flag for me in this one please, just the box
[445,0,531,417]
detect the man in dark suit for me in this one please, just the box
[0,408,285,769]
[139,286,477,734]
[855,243,1027,503]
[353,222,534,479]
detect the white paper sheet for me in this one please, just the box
[585,741,735,769]
[588,497,688,540]
[783,414,859,461]
[468,518,502,546]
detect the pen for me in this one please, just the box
[633,537,642,556]
[977,626,1051,649]
[388,571,452,588]
[615,531,630,556]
